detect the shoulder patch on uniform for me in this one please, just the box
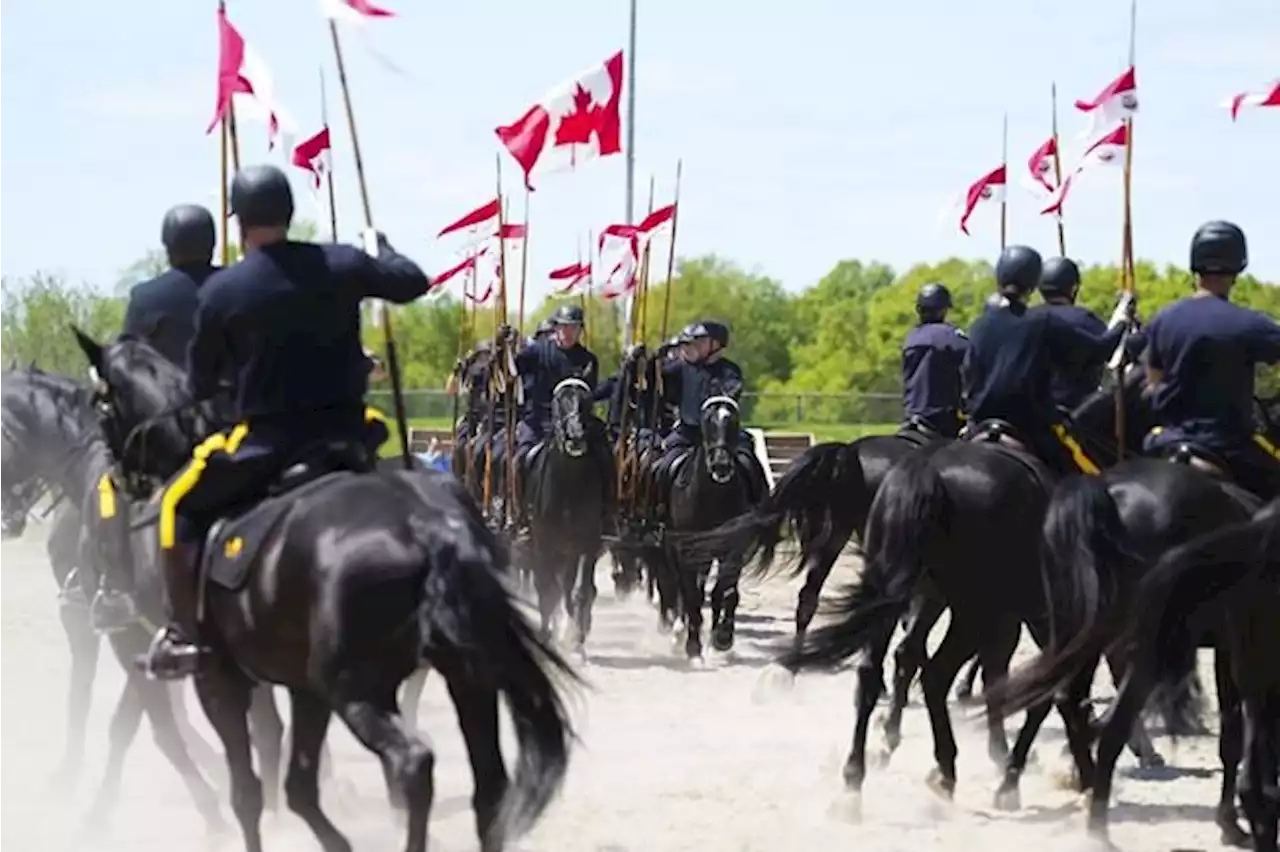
[954,328,968,339]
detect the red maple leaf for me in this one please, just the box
[554,84,601,148]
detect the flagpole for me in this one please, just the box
[1050,82,1067,255]
[219,120,232,266]
[328,19,413,469]
[999,113,1008,251]
[1121,0,1137,294]
[622,0,638,351]
[320,66,339,242]
[518,189,530,334]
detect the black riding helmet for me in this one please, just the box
[995,245,1043,296]
[916,282,952,316]
[702,321,730,348]
[160,204,216,265]
[535,318,556,336]
[679,322,708,344]
[550,303,585,325]
[230,164,294,229]
[1038,257,1081,300]
[1190,220,1248,276]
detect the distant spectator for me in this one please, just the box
[417,437,450,472]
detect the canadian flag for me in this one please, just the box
[496,51,625,190]
[291,127,331,189]
[1040,123,1128,217]
[1225,80,1280,121]
[436,198,501,241]
[957,165,1007,236]
[550,261,592,294]
[318,0,394,23]
[1025,137,1059,195]
[1076,66,1137,138]
[206,6,297,150]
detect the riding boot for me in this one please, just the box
[140,544,206,680]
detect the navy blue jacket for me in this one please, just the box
[1041,303,1110,410]
[187,241,429,424]
[1145,295,1280,447]
[123,265,217,366]
[660,357,744,430]
[964,301,1123,431]
[902,321,968,423]
[513,339,599,424]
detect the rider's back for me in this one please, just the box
[1146,296,1280,446]
[965,303,1056,426]
[191,241,425,421]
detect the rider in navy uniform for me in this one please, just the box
[647,321,769,500]
[901,282,968,438]
[143,164,431,679]
[1143,220,1280,500]
[447,340,493,448]
[964,245,1132,478]
[499,303,612,519]
[122,205,219,366]
[1037,257,1112,411]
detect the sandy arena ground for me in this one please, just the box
[2,520,1232,852]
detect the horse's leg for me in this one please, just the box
[1087,668,1153,843]
[400,668,430,734]
[531,541,560,641]
[976,618,1020,769]
[1237,696,1277,852]
[993,617,1093,810]
[1102,650,1164,768]
[919,614,981,799]
[435,656,508,851]
[842,627,893,801]
[574,547,600,655]
[136,677,224,829]
[283,689,350,852]
[82,674,145,828]
[51,595,99,788]
[794,543,842,647]
[709,554,742,653]
[170,683,224,781]
[954,657,983,704]
[335,691,435,852]
[1214,647,1249,847]
[883,593,945,759]
[248,686,284,813]
[649,544,678,631]
[196,667,265,852]
[680,558,710,661]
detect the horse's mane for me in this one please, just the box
[2,367,96,435]
[107,336,191,406]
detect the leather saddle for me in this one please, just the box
[1157,441,1231,481]
[964,418,1054,488]
[201,440,374,591]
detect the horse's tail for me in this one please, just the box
[780,446,947,671]
[416,517,581,844]
[1126,503,1278,736]
[992,475,1135,716]
[683,441,866,579]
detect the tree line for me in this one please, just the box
[5,249,1278,422]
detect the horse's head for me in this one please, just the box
[72,326,205,479]
[699,395,741,484]
[0,425,41,538]
[551,377,592,458]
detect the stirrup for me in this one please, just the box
[137,627,205,681]
[90,588,138,635]
[58,568,90,610]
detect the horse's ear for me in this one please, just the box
[70,325,106,379]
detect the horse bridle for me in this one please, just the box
[552,377,591,457]
[700,395,739,483]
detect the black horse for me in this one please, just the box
[780,371,1160,812]
[661,395,762,660]
[522,377,609,656]
[1015,498,1278,849]
[991,404,1280,845]
[0,367,233,827]
[73,329,578,852]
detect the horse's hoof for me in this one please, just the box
[826,790,862,824]
[924,767,955,800]
[711,631,734,653]
[993,785,1020,811]
[1138,751,1166,770]
[688,654,706,669]
[1220,819,1251,848]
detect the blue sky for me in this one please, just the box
[2,0,1278,303]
